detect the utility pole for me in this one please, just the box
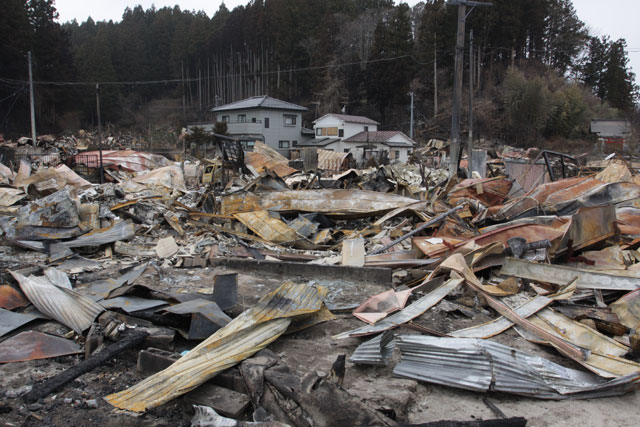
[433,33,438,118]
[447,0,492,176]
[28,51,36,145]
[409,91,414,139]
[468,29,474,175]
[96,84,104,184]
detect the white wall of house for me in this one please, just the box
[313,116,377,140]
[386,146,411,162]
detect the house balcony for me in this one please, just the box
[225,120,264,135]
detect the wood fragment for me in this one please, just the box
[24,330,149,403]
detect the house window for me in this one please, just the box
[339,129,344,137]
[222,115,229,122]
[284,114,297,126]
[316,128,322,136]
[279,140,290,148]
[344,149,350,153]
[364,126,369,131]
[238,114,246,123]
[246,141,255,148]
[327,127,338,136]
[292,141,298,147]
[264,118,269,128]
[395,150,400,159]
[252,117,257,123]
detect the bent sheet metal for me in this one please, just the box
[393,336,640,399]
[105,282,327,412]
[10,271,104,334]
[220,189,417,217]
[333,278,463,339]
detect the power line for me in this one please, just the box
[0,55,434,87]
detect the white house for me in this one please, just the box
[190,96,310,157]
[298,113,415,162]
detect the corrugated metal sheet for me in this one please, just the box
[221,189,417,217]
[318,149,351,172]
[105,282,325,412]
[10,271,104,333]
[234,211,300,244]
[451,295,552,338]
[349,331,395,365]
[514,308,640,378]
[500,258,640,291]
[245,142,298,177]
[333,278,463,339]
[393,335,640,399]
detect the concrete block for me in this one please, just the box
[184,383,251,419]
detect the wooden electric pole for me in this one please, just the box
[447,1,492,176]
[468,29,474,174]
[96,84,104,184]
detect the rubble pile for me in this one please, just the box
[1,144,640,426]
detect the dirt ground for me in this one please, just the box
[1,263,639,427]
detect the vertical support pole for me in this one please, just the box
[96,83,104,184]
[468,30,474,175]
[449,3,466,176]
[28,51,37,145]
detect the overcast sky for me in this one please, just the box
[54,0,639,75]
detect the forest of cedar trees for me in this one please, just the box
[0,0,638,147]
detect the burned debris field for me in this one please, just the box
[1,137,640,427]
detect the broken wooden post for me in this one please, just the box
[24,329,149,403]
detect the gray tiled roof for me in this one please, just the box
[314,114,379,125]
[212,95,307,112]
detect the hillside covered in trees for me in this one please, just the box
[0,0,638,147]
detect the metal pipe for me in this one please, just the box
[369,205,464,255]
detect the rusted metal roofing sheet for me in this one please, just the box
[245,142,298,177]
[0,331,81,363]
[234,211,300,244]
[10,271,104,333]
[318,149,351,172]
[221,189,417,217]
[0,285,29,310]
[393,335,640,399]
[105,282,325,412]
[514,308,638,378]
[500,258,640,291]
[610,288,640,331]
[451,295,552,338]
